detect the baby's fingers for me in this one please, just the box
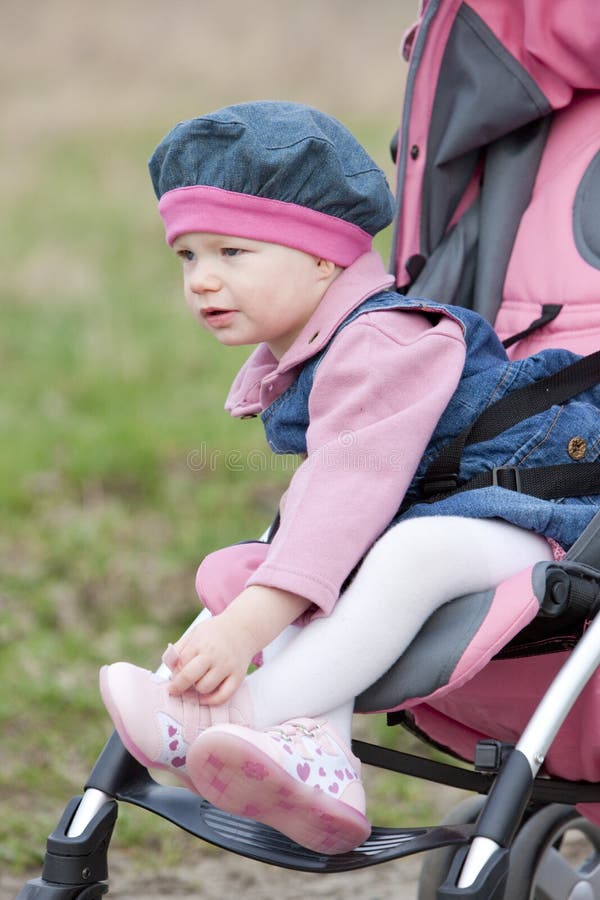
[196,675,238,707]
[192,665,229,698]
[168,656,211,695]
[162,643,181,672]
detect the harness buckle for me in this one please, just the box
[492,466,522,492]
[421,473,459,498]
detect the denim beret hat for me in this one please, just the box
[149,101,394,266]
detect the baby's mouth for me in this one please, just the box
[201,307,237,326]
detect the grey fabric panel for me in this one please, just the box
[422,3,552,258]
[473,116,551,322]
[407,198,479,306]
[407,118,550,323]
[565,508,600,566]
[355,588,494,714]
[573,149,600,271]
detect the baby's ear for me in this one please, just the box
[316,258,341,280]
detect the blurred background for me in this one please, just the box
[2,1,453,891]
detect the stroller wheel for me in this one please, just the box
[504,804,600,899]
[418,801,600,899]
[417,796,485,899]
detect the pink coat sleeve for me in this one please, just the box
[246,309,466,616]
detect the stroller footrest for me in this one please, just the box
[116,777,475,872]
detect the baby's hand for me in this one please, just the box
[166,615,256,705]
[165,585,310,705]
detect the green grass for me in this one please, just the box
[0,123,448,878]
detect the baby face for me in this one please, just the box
[173,233,335,359]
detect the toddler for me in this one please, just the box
[100,101,600,854]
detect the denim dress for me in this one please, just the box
[260,292,600,549]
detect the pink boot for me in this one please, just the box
[99,662,252,787]
[186,717,371,854]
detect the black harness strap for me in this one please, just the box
[352,738,600,803]
[502,304,563,350]
[449,460,600,500]
[420,348,600,502]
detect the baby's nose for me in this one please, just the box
[189,262,221,292]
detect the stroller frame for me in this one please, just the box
[17,512,600,899]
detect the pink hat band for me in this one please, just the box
[158,185,373,266]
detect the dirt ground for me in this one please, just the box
[5,847,425,899]
[107,849,425,899]
[0,851,421,900]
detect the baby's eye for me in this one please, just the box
[176,249,195,262]
[221,247,243,257]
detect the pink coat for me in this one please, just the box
[199,251,465,618]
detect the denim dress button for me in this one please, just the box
[567,436,587,459]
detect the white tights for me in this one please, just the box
[244,517,553,743]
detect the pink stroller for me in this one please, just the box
[18,1,600,897]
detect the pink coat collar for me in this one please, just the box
[225,251,395,417]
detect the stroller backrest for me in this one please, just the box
[392,0,600,358]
